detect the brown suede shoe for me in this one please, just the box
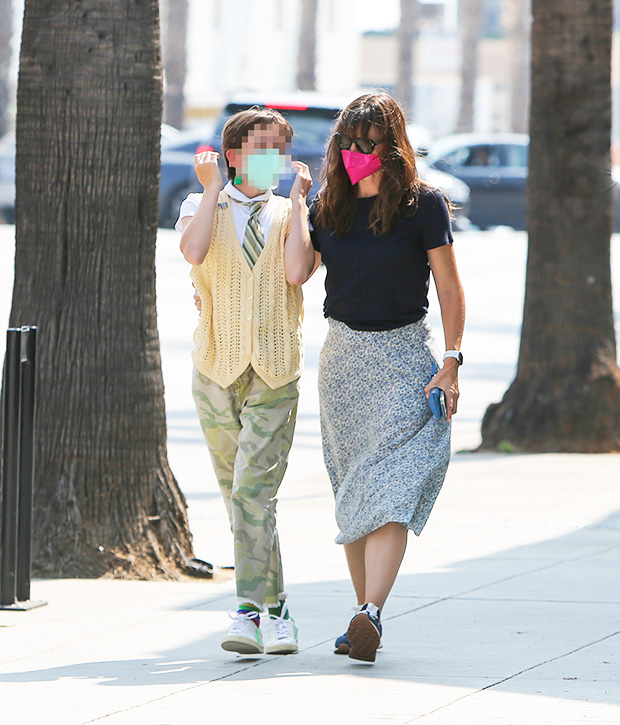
[346,604,381,662]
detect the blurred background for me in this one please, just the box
[1,0,620,230]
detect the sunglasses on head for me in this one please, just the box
[334,132,385,155]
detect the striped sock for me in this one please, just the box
[238,603,261,627]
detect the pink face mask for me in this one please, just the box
[341,149,382,185]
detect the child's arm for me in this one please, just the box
[284,161,320,286]
[179,151,222,265]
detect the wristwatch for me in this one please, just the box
[443,350,463,365]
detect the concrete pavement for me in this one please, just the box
[0,225,619,724]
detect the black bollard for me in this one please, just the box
[0,329,20,606]
[16,327,37,603]
[0,327,46,610]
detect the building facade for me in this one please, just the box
[184,0,360,118]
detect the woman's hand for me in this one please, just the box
[290,160,312,201]
[194,150,222,190]
[424,360,460,422]
[426,242,465,423]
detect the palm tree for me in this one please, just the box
[9,0,194,576]
[504,0,531,134]
[0,0,13,137]
[395,0,419,121]
[297,0,318,91]
[480,0,620,452]
[161,0,188,129]
[455,0,484,133]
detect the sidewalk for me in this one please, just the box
[0,226,619,724]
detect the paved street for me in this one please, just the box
[0,225,619,724]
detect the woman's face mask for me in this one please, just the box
[336,127,385,185]
[341,150,382,185]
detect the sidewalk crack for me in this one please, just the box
[387,542,620,620]
[404,629,620,723]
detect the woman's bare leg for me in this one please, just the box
[363,522,408,610]
[343,536,367,605]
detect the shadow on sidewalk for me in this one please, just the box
[0,511,618,717]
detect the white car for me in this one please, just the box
[406,125,471,229]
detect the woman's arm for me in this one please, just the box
[179,151,222,265]
[425,243,466,421]
[284,161,321,285]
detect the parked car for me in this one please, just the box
[426,133,529,230]
[416,157,470,228]
[159,93,471,228]
[1,125,187,227]
[0,133,15,223]
[159,137,209,228]
[407,123,433,157]
[160,122,182,146]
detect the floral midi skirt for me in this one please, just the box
[318,317,451,545]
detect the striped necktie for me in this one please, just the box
[242,200,266,268]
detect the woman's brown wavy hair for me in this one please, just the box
[314,92,428,236]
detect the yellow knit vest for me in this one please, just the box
[190,190,304,389]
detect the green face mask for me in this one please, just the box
[241,149,287,190]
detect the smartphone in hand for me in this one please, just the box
[428,362,447,420]
[428,386,447,420]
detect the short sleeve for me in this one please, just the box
[174,193,202,233]
[422,189,453,251]
[308,202,321,252]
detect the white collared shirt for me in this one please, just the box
[176,181,281,247]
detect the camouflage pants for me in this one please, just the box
[192,366,299,608]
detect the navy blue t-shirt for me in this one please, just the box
[309,188,453,331]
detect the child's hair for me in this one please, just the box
[314,91,437,236]
[222,108,294,182]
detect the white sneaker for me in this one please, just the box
[221,611,263,654]
[264,604,299,655]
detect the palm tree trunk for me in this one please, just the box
[0,0,13,136]
[395,0,419,122]
[9,0,194,577]
[161,0,187,129]
[456,0,484,133]
[480,0,620,452]
[504,0,531,134]
[297,0,317,91]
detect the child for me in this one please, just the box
[177,108,316,655]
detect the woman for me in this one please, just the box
[297,92,465,663]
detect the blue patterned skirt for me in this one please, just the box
[318,317,451,544]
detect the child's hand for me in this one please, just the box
[194,150,222,190]
[191,283,202,313]
[290,161,312,201]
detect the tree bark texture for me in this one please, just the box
[395,0,419,122]
[480,0,620,453]
[297,0,317,91]
[455,0,484,133]
[504,0,531,134]
[0,0,13,136]
[161,0,187,130]
[10,0,194,577]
